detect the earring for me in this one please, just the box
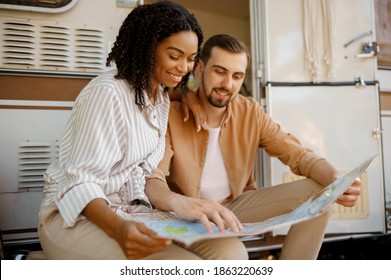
[187,72,200,91]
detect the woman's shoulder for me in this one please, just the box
[77,70,131,101]
[87,69,123,89]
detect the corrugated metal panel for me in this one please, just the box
[0,17,105,74]
[18,142,57,190]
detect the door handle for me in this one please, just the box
[356,42,379,58]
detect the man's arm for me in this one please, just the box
[145,177,176,212]
[308,159,362,207]
[257,105,362,208]
[145,178,242,233]
[308,159,339,187]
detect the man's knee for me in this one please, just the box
[189,237,248,260]
[217,237,248,260]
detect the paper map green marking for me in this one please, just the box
[163,226,189,235]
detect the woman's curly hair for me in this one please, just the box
[106,1,203,110]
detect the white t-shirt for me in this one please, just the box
[200,126,232,202]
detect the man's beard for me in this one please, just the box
[201,76,232,108]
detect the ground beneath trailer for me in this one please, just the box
[2,233,390,260]
[255,234,391,260]
[317,234,391,259]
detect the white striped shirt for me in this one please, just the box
[40,69,170,228]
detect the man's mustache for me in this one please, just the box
[213,87,232,95]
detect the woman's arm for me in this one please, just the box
[82,198,171,259]
[169,88,207,131]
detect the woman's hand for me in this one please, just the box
[82,198,171,259]
[167,194,243,233]
[113,219,171,259]
[182,91,207,132]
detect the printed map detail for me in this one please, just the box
[146,220,218,239]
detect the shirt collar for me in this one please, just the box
[143,85,166,108]
[221,100,234,127]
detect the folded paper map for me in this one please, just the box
[117,155,377,246]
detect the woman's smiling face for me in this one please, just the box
[152,31,199,90]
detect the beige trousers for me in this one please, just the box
[39,178,331,260]
[222,178,333,259]
[38,205,248,260]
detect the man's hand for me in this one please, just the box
[167,194,243,233]
[336,178,362,207]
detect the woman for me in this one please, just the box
[38,1,203,260]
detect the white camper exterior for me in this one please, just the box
[0,0,390,258]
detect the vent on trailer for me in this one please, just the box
[18,141,59,190]
[0,17,106,74]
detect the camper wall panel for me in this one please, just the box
[0,0,132,75]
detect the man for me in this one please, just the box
[145,34,361,259]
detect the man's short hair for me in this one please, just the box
[200,34,250,64]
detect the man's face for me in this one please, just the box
[197,47,247,108]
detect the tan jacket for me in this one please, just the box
[148,94,325,201]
